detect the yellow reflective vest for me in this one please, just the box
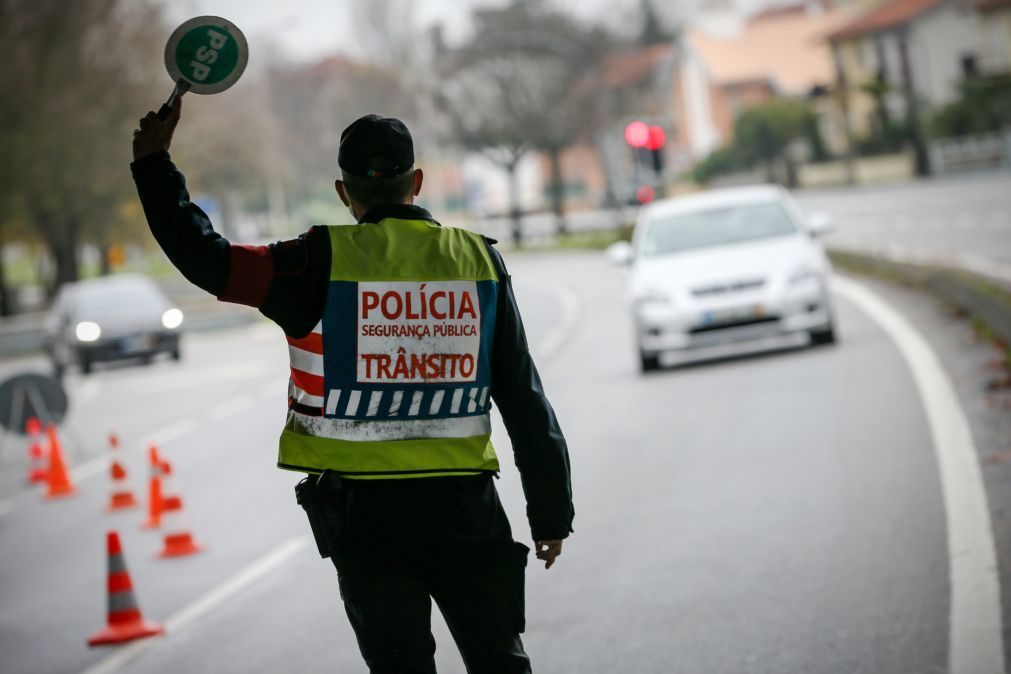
[278,216,501,479]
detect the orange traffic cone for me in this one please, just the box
[106,434,138,512]
[88,531,164,646]
[157,463,202,558]
[44,425,76,499]
[25,417,48,484]
[141,446,165,529]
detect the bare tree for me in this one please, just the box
[434,1,613,242]
[264,55,418,228]
[0,0,165,298]
[350,0,418,68]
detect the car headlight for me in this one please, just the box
[161,308,184,330]
[75,321,101,342]
[633,288,672,308]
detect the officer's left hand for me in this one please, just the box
[535,540,563,569]
[133,96,182,161]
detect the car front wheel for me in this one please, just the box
[810,323,837,346]
[639,350,661,373]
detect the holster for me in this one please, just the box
[294,470,346,559]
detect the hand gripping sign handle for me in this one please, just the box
[157,80,191,120]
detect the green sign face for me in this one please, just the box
[174,25,239,86]
[164,16,248,95]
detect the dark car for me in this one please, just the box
[44,274,184,376]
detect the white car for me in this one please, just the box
[609,185,836,372]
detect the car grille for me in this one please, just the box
[691,278,766,297]
[689,315,779,335]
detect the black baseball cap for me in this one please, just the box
[338,114,414,178]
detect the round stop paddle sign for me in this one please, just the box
[164,16,248,95]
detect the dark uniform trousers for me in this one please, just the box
[330,474,532,674]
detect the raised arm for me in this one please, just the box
[130,98,329,338]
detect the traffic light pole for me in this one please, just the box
[650,148,665,197]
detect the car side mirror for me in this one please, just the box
[606,241,634,266]
[806,212,833,236]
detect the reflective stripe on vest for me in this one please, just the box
[277,217,501,478]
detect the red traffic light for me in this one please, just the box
[635,185,656,204]
[625,121,666,150]
[624,121,649,148]
[645,125,666,151]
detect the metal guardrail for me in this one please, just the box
[0,305,258,359]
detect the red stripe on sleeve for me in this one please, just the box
[286,331,324,354]
[290,369,325,397]
[218,245,273,307]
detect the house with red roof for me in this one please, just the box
[545,1,863,205]
[824,0,994,149]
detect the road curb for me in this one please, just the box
[828,249,1011,359]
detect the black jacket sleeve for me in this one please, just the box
[130,151,329,338]
[131,152,229,296]
[486,241,574,541]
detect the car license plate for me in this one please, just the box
[701,304,765,326]
[120,335,152,354]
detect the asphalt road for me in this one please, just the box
[0,250,979,673]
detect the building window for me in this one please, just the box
[961,54,979,78]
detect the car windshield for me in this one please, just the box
[72,280,166,318]
[642,201,797,257]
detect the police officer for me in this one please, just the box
[132,97,573,673]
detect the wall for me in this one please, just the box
[980,8,1011,73]
[798,151,913,186]
[909,2,981,105]
[682,43,722,159]
[835,37,878,138]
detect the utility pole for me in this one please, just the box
[831,43,857,185]
[896,27,931,177]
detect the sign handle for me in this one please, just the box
[157,80,191,120]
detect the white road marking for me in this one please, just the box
[81,537,309,674]
[142,418,200,449]
[832,276,1005,674]
[537,284,581,361]
[73,379,103,406]
[73,392,269,484]
[73,416,195,485]
[71,417,200,484]
[206,395,256,422]
[132,363,272,395]
[70,455,108,482]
